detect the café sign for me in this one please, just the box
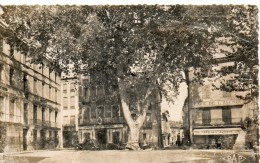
[193,99,244,108]
[193,128,241,135]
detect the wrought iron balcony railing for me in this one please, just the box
[0,112,21,123]
[80,117,124,125]
[193,118,242,127]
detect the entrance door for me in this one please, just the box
[40,129,46,149]
[23,129,28,150]
[112,132,120,144]
[96,129,106,145]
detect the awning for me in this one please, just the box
[193,128,241,135]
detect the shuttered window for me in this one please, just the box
[202,110,211,125]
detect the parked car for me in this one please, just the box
[75,139,100,150]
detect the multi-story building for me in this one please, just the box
[61,73,80,148]
[169,121,183,146]
[77,71,127,148]
[0,19,61,152]
[185,60,257,149]
[78,71,163,149]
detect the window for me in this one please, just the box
[202,110,211,125]
[10,68,14,85]
[42,83,45,98]
[63,83,67,93]
[0,64,3,82]
[0,36,3,52]
[63,116,68,125]
[33,78,37,94]
[222,107,231,125]
[55,89,57,102]
[70,115,75,125]
[112,105,119,118]
[105,106,112,117]
[143,133,147,140]
[97,106,104,118]
[42,108,45,122]
[70,83,75,92]
[24,103,28,125]
[49,109,52,122]
[90,85,96,97]
[55,111,57,123]
[63,97,68,110]
[84,86,89,99]
[49,86,51,100]
[10,44,14,57]
[33,105,37,122]
[91,107,96,119]
[33,129,37,142]
[70,96,75,109]
[9,99,15,122]
[23,74,28,91]
[97,85,104,96]
[83,108,90,121]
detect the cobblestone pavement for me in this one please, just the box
[1,149,258,163]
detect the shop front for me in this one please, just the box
[193,128,241,149]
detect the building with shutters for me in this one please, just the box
[0,19,61,152]
[77,71,127,149]
[185,60,257,149]
[77,71,163,149]
[61,72,80,148]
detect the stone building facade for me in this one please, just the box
[0,20,61,152]
[78,71,163,149]
[61,74,80,148]
[78,72,127,148]
[186,61,257,149]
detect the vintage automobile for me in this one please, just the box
[75,139,100,150]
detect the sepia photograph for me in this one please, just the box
[0,1,259,162]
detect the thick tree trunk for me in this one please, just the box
[117,78,150,150]
[127,125,141,150]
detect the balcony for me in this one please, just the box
[0,112,21,124]
[81,117,124,125]
[193,118,242,128]
[51,121,59,128]
[42,120,51,127]
[29,119,43,127]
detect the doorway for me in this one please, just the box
[23,129,28,150]
[112,131,120,144]
[96,129,107,145]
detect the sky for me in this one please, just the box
[1,0,259,121]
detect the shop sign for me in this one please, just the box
[193,128,241,135]
[193,99,244,108]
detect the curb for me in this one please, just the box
[0,148,69,157]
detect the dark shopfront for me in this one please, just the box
[193,128,240,149]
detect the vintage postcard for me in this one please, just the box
[0,1,259,163]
